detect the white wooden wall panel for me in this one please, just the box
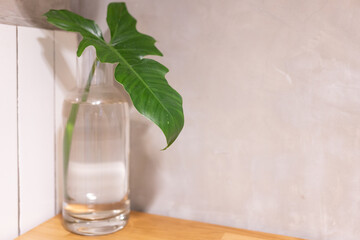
[0,23,18,240]
[54,30,78,213]
[18,26,55,234]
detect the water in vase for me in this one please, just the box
[62,98,130,235]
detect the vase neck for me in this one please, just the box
[78,60,114,89]
[91,62,114,87]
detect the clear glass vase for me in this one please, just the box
[62,59,130,235]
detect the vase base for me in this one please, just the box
[62,209,129,236]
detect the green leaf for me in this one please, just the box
[44,2,184,148]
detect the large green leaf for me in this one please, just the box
[45,2,184,148]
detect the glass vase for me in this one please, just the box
[62,59,130,235]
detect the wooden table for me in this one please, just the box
[16,211,305,240]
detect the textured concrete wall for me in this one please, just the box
[77,1,360,239]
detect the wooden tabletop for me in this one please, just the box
[16,211,305,240]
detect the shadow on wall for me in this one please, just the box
[129,112,159,212]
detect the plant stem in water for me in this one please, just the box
[63,59,99,200]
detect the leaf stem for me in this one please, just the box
[63,58,99,200]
